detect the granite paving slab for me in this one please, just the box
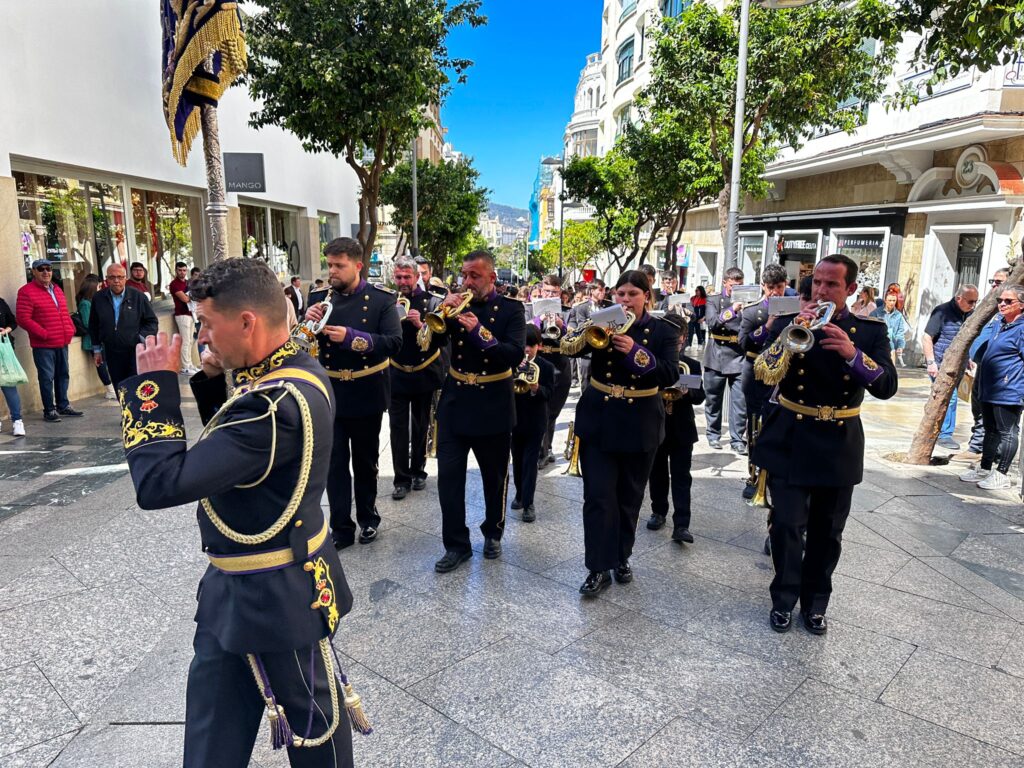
[635,535,774,594]
[920,555,1024,623]
[410,637,663,768]
[557,612,805,737]
[50,724,186,768]
[0,663,80,758]
[617,718,787,768]
[880,648,1024,755]
[749,678,1021,767]
[0,732,78,768]
[3,471,128,508]
[901,493,1023,534]
[998,625,1024,679]
[883,558,1011,618]
[833,540,912,584]
[0,556,87,613]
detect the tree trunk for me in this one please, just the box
[716,185,730,248]
[391,231,406,260]
[905,259,1024,463]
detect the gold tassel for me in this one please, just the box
[754,338,791,386]
[560,328,587,356]
[417,324,433,352]
[343,683,373,735]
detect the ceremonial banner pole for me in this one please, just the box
[201,100,229,260]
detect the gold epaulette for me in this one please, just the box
[753,337,792,386]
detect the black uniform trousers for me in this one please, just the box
[647,440,694,530]
[104,348,137,390]
[437,423,510,553]
[578,357,592,392]
[580,441,657,572]
[184,626,353,768]
[541,357,572,457]
[388,390,434,488]
[327,413,384,545]
[511,427,544,509]
[767,476,854,615]
[703,369,747,446]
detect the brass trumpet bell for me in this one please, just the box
[425,291,473,333]
[564,436,582,477]
[582,310,636,350]
[562,421,575,460]
[747,469,771,509]
[397,296,410,321]
[513,359,541,394]
[779,301,836,353]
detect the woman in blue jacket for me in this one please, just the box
[961,284,1024,490]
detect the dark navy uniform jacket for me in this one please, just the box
[309,280,403,414]
[752,310,898,487]
[513,354,555,436]
[563,311,679,452]
[435,290,526,436]
[662,354,705,450]
[703,293,745,375]
[740,298,777,413]
[118,341,352,654]
[390,287,445,396]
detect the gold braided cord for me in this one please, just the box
[199,382,314,546]
[246,638,342,749]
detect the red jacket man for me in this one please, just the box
[15,260,82,421]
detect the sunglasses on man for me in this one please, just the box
[34,266,52,272]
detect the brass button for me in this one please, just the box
[604,396,610,402]
[458,341,464,346]
[631,375,637,380]
[799,399,805,404]
[490,317,496,322]
[850,327,857,334]
[295,520,303,528]
[303,562,314,572]
[837,420,845,426]
[797,385,804,391]
[798,369,805,375]
[483,358,489,363]
[796,414,804,420]
[457,354,462,359]
[493,305,499,311]
[606,372,612,379]
[362,306,368,311]
[843,374,851,381]
[362,319,367,323]
[364,295,370,300]
[627,398,634,404]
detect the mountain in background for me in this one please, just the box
[488,202,529,229]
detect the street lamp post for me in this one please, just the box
[410,135,419,257]
[558,156,566,280]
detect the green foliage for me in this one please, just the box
[380,158,489,277]
[245,0,485,260]
[536,220,604,277]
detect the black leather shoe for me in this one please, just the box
[58,406,84,417]
[43,410,61,423]
[483,538,502,559]
[708,439,722,450]
[741,483,756,500]
[646,514,666,530]
[579,570,612,596]
[333,535,354,551]
[511,497,523,511]
[434,550,472,573]
[522,505,536,523]
[672,527,694,544]
[731,442,748,456]
[358,527,378,544]
[769,609,792,633]
[613,561,633,584]
[802,612,828,635]
[392,486,410,500]
[412,477,427,491]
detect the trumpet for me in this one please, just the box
[397,296,411,321]
[541,313,562,341]
[290,290,333,353]
[779,301,836,353]
[564,435,582,477]
[563,421,575,460]
[661,386,684,415]
[514,359,541,394]
[584,310,635,349]
[748,468,771,509]
[425,291,473,334]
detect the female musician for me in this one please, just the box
[560,270,679,595]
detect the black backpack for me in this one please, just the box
[70,311,88,338]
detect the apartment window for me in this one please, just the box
[615,106,633,139]
[660,0,690,17]
[620,0,638,21]
[616,38,635,84]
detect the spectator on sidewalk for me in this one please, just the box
[15,259,83,422]
[283,275,304,317]
[960,283,1024,490]
[689,285,707,347]
[76,275,116,400]
[168,262,198,375]
[88,264,159,388]
[871,292,909,366]
[922,284,979,451]
[851,286,877,317]
[0,295,25,436]
[126,261,153,299]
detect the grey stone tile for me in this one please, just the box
[489,519,587,574]
[541,552,740,630]
[881,648,1024,755]
[853,507,950,558]
[0,663,80,758]
[0,732,77,768]
[0,582,167,719]
[833,541,911,585]
[951,535,1024,599]
[0,556,87,613]
[51,724,185,768]
[5,472,129,507]
[851,485,896,513]
[902,493,1023,535]
[0,556,42,589]
[336,583,508,688]
[840,516,907,553]
[998,626,1024,679]
[750,678,1021,767]
[884,558,1010,618]
[684,591,916,699]
[922,555,1024,623]
[618,718,786,768]
[411,637,663,768]
[635,536,773,594]
[881,501,974,555]
[558,612,805,737]
[828,575,1018,667]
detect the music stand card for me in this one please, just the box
[530,297,561,319]
[768,296,801,316]
[667,293,690,310]
[590,303,628,328]
[730,285,762,304]
[677,373,703,389]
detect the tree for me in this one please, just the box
[379,158,489,277]
[537,221,604,278]
[644,0,897,244]
[245,0,485,266]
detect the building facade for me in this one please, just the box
[0,3,361,413]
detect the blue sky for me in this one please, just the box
[441,0,603,211]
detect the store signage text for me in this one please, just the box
[224,153,267,193]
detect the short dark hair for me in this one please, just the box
[640,264,657,278]
[661,271,677,281]
[614,269,652,296]
[798,275,813,301]
[324,237,363,261]
[542,274,562,288]
[524,324,542,346]
[463,250,495,269]
[724,267,744,282]
[761,264,787,286]
[175,261,188,269]
[290,275,301,283]
[506,285,519,298]
[130,261,146,271]
[819,254,858,286]
[190,267,201,276]
[188,258,287,327]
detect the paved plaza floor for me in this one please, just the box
[0,364,1023,767]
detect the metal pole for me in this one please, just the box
[411,135,419,257]
[558,158,565,279]
[200,103,228,261]
[725,0,751,270]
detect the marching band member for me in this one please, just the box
[646,313,705,543]
[388,256,446,500]
[568,281,610,393]
[306,238,402,550]
[561,270,679,596]
[511,325,555,522]
[534,274,573,467]
[753,255,897,635]
[703,267,748,453]
[432,250,526,573]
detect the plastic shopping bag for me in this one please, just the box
[0,335,28,387]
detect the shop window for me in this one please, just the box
[835,232,885,290]
[131,188,200,297]
[955,234,984,289]
[14,171,127,309]
[268,208,298,280]
[241,204,269,262]
[738,235,765,282]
